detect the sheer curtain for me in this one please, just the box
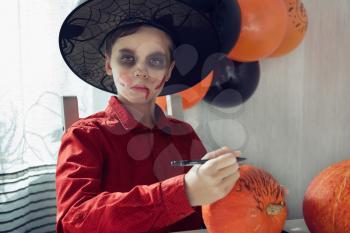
[0,1,108,232]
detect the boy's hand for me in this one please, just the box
[184,146,241,206]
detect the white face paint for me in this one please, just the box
[105,26,175,104]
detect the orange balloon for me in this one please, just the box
[156,94,167,112]
[156,72,213,111]
[156,96,167,112]
[269,0,308,57]
[228,0,288,62]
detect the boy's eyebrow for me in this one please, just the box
[118,48,134,53]
[118,48,167,57]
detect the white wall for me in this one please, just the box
[184,0,350,219]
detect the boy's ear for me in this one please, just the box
[165,61,176,82]
[105,54,113,76]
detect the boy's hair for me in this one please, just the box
[105,24,175,64]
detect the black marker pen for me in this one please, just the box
[171,157,247,167]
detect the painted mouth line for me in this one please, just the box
[131,87,149,94]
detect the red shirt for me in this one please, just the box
[56,95,207,233]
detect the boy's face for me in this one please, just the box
[105,26,175,104]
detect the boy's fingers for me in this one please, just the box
[233,150,241,157]
[202,146,233,160]
[212,147,231,158]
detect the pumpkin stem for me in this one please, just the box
[266,204,284,216]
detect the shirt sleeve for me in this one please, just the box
[167,123,208,232]
[56,125,196,233]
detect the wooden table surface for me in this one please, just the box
[171,219,310,233]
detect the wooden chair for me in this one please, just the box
[60,96,80,132]
[60,95,184,132]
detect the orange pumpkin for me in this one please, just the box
[202,165,287,233]
[303,159,350,233]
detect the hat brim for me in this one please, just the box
[59,0,241,96]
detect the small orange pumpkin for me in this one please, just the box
[202,165,287,233]
[303,159,350,233]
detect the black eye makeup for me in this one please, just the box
[117,49,168,68]
[119,54,135,65]
[148,55,166,68]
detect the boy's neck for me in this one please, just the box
[116,95,156,128]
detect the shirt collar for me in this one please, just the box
[105,95,171,133]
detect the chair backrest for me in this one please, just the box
[166,94,184,120]
[60,94,184,133]
[60,96,80,132]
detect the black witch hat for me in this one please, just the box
[59,0,241,96]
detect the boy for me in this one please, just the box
[57,1,241,232]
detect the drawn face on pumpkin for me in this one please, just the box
[105,26,175,104]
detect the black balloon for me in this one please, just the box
[204,56,260,108]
